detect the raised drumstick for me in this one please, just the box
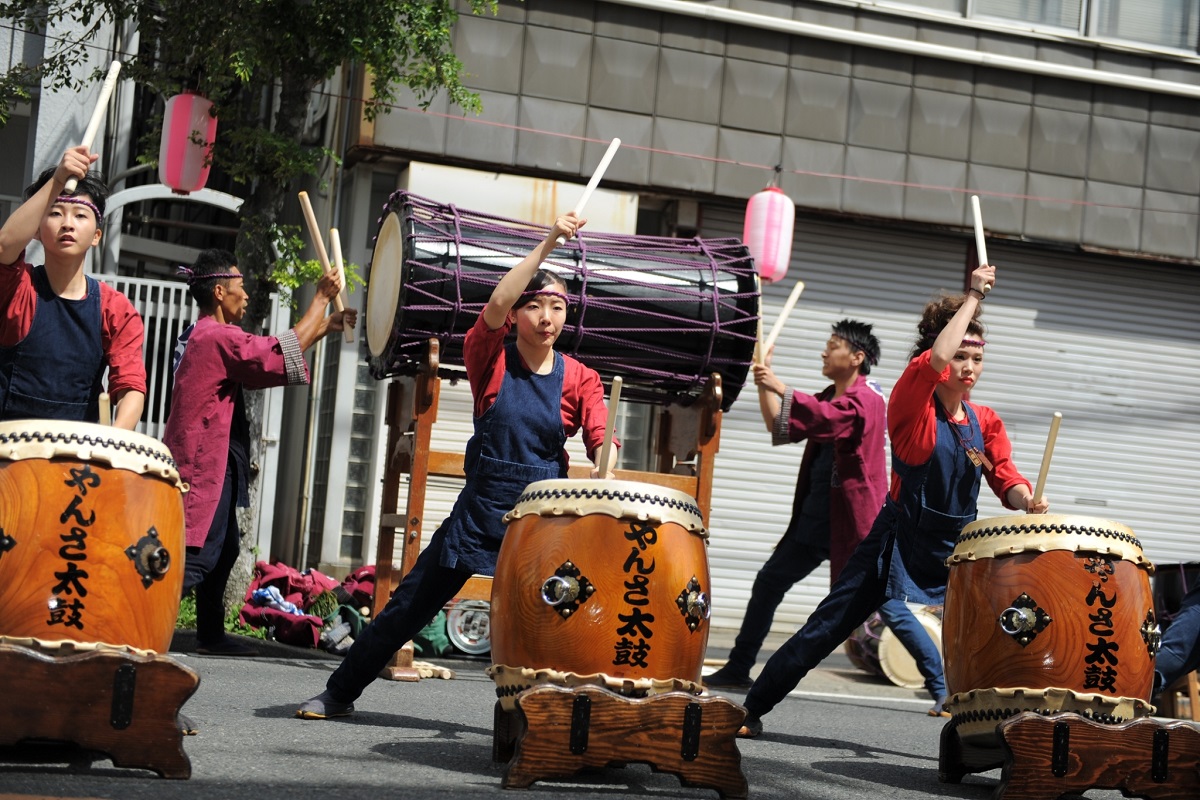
[754,275,765,365]
[297,191,347,317]
[98,393,111,426]
[328,228,355,344]
[556,138,621,246]
[598,376,623,478]
[65,61,123,193]
[970,195,992,294]
[1033,412,1062,504]
[762,280,806,357]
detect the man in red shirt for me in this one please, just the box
[0,146,145,427]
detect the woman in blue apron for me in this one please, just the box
[738,263,1050,738]
[298,211,612,720]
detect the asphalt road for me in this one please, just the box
[0,632,1133,800]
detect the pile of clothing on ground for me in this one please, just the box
[239,561,451,658]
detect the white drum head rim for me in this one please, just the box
[504,478,707,537]
[949,513,1148,568]
[0,419,183,488]
[366,211,404,358]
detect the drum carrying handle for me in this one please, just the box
[541,575,581,608]
[999,605,1038,635]
[685,591,711,622]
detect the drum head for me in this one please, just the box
[366,211,404,358]
[877,606,943,690]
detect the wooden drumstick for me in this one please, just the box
[556,137,621,246]
[970,195,992,294]
[598,376,623,478]
[1033,412,1062,504]
[762,280,806,357]
[328,228,355,344]
[297,191,347,317]
[752,274,765,364]
[98,393,111,426]
[65,61,122,194]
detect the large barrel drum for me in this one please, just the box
[0,420,186,653]
[365,191,758,410]
[489,479,710,710]
[943,514,1158,746]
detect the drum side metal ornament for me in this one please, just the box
[942,514,1158,749]
[488,479,711,711]
[364,191,759,410]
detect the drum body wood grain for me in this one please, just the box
[943,514,1157,744]
[489,480,710,707]
[0,421,186,653]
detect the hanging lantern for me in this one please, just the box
[158,92,218,195]
[743,185,795,284]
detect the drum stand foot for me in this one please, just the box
[498,685,748,799]
[0,642,200,778]
[991,712,1200,800]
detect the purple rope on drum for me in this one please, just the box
[367,191,760,410]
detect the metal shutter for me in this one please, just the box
[697,202,1200,641]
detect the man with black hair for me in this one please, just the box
[706,319,949,715]
[165,249,355,658]
[0,146,145,427]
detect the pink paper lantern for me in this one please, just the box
[743,186,795,283]
[158,92,218,195]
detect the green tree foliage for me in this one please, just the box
[1,0,496,326]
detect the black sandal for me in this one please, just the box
[736,715,763,738]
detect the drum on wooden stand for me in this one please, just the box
[942,514,1158,747]
[844,605,944,690]
[0,420,186,653]
[488,479,711,711]
[365,191,758,410]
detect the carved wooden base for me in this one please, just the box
[497,685,748,799]
[941,711,1200,800]
[0,642,200,778]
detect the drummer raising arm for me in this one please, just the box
[0,147,146,428]
[734,263,1049,739]
[297,210,615,720]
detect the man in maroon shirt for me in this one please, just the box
[165,249,354,661]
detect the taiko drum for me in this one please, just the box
[943,514,1158,743]
[490,479,711,688]
[0,420,186,653]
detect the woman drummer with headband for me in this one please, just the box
[0,146,146,427]
[298,211,616,720]
[736,263,1050,739]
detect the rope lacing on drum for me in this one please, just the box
[370,191,759,409]
[955,523,1142,551]
[0,430,178,471]
[948,706,1127,730]
[515,485,703,520]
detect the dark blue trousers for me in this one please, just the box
[1157,583,1200,693]
[182,465,242,646]
[743,524,892,718]
[722,532,828,675]
[326,529,469,702]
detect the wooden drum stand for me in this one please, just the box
[371,339,747,796]
[0,639,199,778]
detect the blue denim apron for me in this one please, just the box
[437,342,568,574]
[882,400,984,603]
[0,266,104,422]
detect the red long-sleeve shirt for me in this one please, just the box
[887,350,1029,508]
